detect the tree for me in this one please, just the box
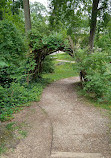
[23,0,31,32]
[89,0,100,50]
[89,0,110,50]
[49,0,92,50]
[30,1,47,19]
[12,0,23,15]
[28,31,73,78]
[49,0,110,50]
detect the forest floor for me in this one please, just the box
[1,77,111,158]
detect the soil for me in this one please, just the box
[1,77,111,158]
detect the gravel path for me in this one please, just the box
[56,59,75,63]
[2,77,111,158]
[40,77,111,158]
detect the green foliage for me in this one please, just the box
[28,30,43,50]
[30,2,49,36]
[0,79,48,121]
[0,0,25,33]
[0,20,48,122]
[42,33,68,49]
[28,29,70,78]
[30,1,47,19]
[0,20,26,85]
[4,12,25,33]
[29,30,69,51]
[76,49,111,102]
[42,56,55,73]
[96,34,111,54]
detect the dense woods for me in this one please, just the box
[0,0,111,122]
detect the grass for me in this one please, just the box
[74,82,111,112]
[0,121,28,156]
[50,52,74,61]
[42,61,78,82]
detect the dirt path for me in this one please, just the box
[56,59,75,63]
[2,77,111,158]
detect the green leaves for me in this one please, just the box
[0,61,8,68]
[76,48,111,102]
[29,29,69,51]
[0,20,26,85]
[0,79,48,121]
[42,33,64,49]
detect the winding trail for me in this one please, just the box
[2,77,111,158]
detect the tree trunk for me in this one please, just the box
[0,10,3,20]
[23,0,31,32]
[89,0,100,51]
[12,0,15,15]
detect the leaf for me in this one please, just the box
[0,61,8,68]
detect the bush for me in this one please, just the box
[0,20,26,85]
[96,34,111,53]
[0,20,45,121]
[76,49,111,102]
[42,56,55,73]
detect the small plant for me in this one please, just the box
[18,130,27,138]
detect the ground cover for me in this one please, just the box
[74,82,111,114]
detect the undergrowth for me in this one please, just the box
[74,82,111,111]
[0,78,50,122]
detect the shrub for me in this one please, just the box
[76,49,111,102]
[0,20,44,121]
[0,20,26,86]
[96,34,111,53]
[42,55,55,73]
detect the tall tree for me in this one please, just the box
[49,0,110,50]
[23,0,31,32]
[89,0,100,50]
